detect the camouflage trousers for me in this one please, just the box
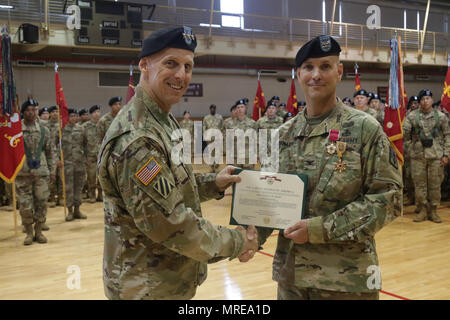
[277,283,379,300]
[441,163,450,200]
[0,179,12,206]
[86,156,100,199]
[49,166,63,202]
[411,158,444,207]
[64,164,86,207]
[403,156,415,203]
[15,175,49,225]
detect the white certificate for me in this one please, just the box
[230,169,308,230]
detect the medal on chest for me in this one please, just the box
[334,141,347,173]
[327,129,339,155]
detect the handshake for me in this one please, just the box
[235,225,258,263]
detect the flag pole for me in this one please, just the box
[12,180,18,237]
[257,71,261,119]
[55,62,67,220]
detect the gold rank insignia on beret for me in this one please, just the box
[136,157,162,186]
[153,176,175,198]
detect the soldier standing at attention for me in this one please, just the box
[256,101,283,169]
[403,89,450,223]
[39,107,50,121]
[250,35,403,300]
[47,106,63,207]
[62,109,88,221]
[16,100,56,245]
[179,110,195,160]
[97,96,122,144]
[228,99,257,170]
[202,104,223,172]
[354,89,378,119]
[97,26,258,300]
[79,109,89,124]
[82,105,101,203]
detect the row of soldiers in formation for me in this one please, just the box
[1,87,449,246]
[0,96,123,245]
[179,89,450,223]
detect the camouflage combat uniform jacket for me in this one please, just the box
[82,120,100,159]
[62,123,86,167]
[202,113,223,134]
[258,99,403,293]
[97,112,115,144]
[98,86,245,300]
[18,120,56,177]
[403,108,450,160]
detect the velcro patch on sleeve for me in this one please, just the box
[153,176,175,198]
[135,157,162,186]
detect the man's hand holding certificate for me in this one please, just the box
[230,169,308,230]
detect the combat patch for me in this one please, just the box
[135,157,162,186]
[389,146,398,169]
[153,176,175,198]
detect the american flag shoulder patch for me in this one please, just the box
[135,157,162,186]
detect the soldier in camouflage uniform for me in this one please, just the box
[202,104,223,172]
[46,106,63,207]
[97,98,122,201]
[223,104,237,129]
[16,100,56,245]
[39,107,50,121]
[354,89,378,120]
[403,89,450,223]
[403,96,420,207]
[251,35,403,300]
[225,100,257,170]
[179,110,194,160]
[277,102,288,119]
[97,26,257,300]
[78,109,90,199]
[82,105,101,203]
[256,101,283,170]
[62,109,88,221]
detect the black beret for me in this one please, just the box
[369,93,380,102]
[342,97,352,103]
[283,112,293,121]
[109,96,122,106]
[267,100,277,108]
[230,104,237,111]
[243,98,249,104]
[279,103,286,107]
[408,96,419,104]
[78,109,88,116]
[354,89,369,98]
[209,104,216,109]
[271,96,280,101]
[21,100,35,114]
[183,110,190,115]
[89,105,100,114]
[295,35,341,67]
[236,99,245,106]
[48,106,58,113]
[68,108,77,115]
[418,89,432,101]
[139,26,197,59]
[38,107,49,116]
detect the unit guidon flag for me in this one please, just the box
[136,157,162,186]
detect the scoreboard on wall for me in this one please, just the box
[75,0,143,48]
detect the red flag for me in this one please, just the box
[441,55,450,113]
[0,34,25,183]
[286,78,298,115]
[252,80,266,121]
[383,36,407,166]
[355,63,361,91]
[0,113,25,183]
[126,66,135,103]
[55,68,69,128]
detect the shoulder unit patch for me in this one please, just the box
[153,176,175,198]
